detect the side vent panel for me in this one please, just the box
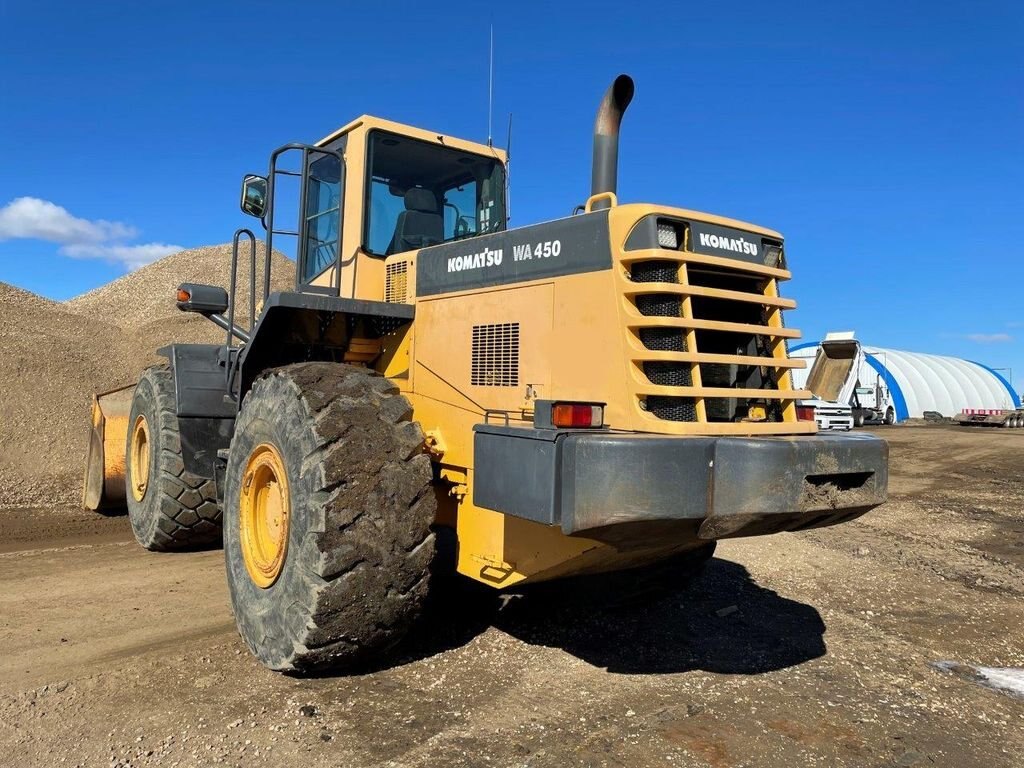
[385,261,409,303]
[471,322,520,387]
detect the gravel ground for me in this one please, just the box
[0,425,1021,767]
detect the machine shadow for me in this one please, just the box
[93,505,127,517]
[495,558,826,675]
[379,557,826,677]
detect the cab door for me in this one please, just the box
[298,149,345,294]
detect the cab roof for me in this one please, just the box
[316,115,507,164]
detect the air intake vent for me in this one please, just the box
[471,323,520,387]
[385,261,409,303]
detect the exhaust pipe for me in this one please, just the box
[590,74,635,210]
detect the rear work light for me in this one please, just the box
[656,221,679,249]
[533,400,605,430]
[796,405,817,422]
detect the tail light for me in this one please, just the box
[796,405,816,422]
[534,401,605,429]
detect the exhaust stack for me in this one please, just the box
[590,74,635,210]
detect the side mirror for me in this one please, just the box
[176,283,229,315]
[240,174,268,218]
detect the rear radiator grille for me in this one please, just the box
[384,261,409,303]
[471,323,520,387]
[631,260,693,419]
[646,396,697,422]
[627,251,796,424]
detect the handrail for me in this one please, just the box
[584,191,617,213]
[227,228,257,349]
[263,142,345,300]
[226,228,256,399]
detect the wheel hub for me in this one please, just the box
[240,443,291,589]
[129,414,151,502]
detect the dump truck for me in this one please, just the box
[799,332,897,427]
[83,75,888,672]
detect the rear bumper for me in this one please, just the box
[473,426,888,543]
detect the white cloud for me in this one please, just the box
[963,333,1013,344]
[61,242,185,269]
[0,196,181,270]
[0,197,136,243]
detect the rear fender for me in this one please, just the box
[237,291,414,403]
[156,344,235,482]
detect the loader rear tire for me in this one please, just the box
[223,362,436,673]
[125,367,222,551]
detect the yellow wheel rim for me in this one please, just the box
[239,443,290,589]
[129,414,151,502]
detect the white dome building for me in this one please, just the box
[789,339,1020,422]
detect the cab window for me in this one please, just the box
[364,131,505,256]
[301,153,342,283]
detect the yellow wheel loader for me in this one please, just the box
[84,75,887,672]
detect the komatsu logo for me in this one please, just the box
[447,246,503,272]
[699,232,759,257]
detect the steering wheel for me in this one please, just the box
[455,216,471,238]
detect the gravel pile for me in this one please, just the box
[0,283,132,509]
[66,243,295,329]
[0,244,296,509]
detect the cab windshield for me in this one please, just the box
[364,131,506,256]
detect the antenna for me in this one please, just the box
[487,24,494,147]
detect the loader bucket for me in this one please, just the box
[82,385,136,511]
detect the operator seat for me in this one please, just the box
[388,188,443,254]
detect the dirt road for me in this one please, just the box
[1,426,1022,767]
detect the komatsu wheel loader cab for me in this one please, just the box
[84,75,888,672]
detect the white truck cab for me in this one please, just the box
[800,397,854,431]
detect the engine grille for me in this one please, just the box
[471,322,520,387]
[385,260,409,303]
[622,218,809,429]
[630,260,694,420]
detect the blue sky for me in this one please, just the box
[1,2,1022,386]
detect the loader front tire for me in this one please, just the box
[125,367,222,551]
[223,362,436,673]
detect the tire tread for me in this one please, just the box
[225,362,435,672]
[127,366,221,551]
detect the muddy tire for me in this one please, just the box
[124,367,222,551]
[223,362,436,673]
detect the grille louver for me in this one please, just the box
[471,323,520,387]
[631,259,695,421]
[385,261,409,303]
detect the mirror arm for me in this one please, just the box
[206,313,251,344]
